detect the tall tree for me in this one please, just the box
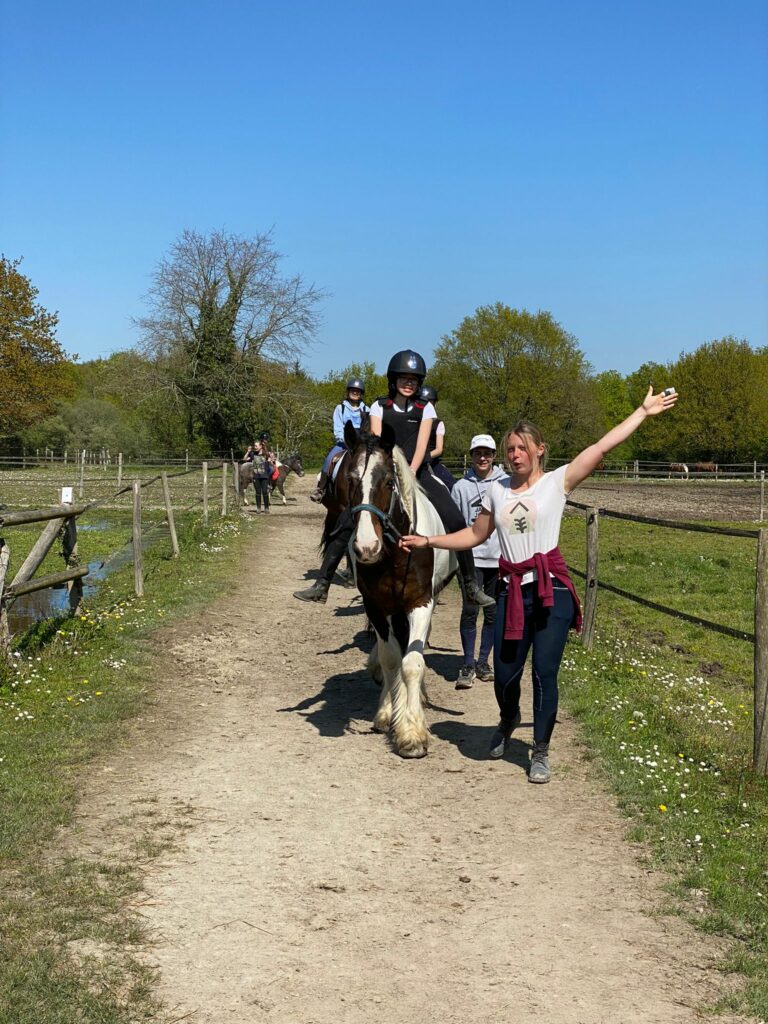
[431,304,599,457]
[137,230,323,450]
[0,256,71,439]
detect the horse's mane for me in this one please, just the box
[390,444,420,525]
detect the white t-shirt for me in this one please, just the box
[481,464,569,584]
[369,400,437,421]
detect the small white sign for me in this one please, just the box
[60,486,74,504]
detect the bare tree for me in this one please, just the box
[136,229,323,450]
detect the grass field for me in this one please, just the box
[559,512,768,1019]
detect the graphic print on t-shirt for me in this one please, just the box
[499,498,537,536]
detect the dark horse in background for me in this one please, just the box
[239,453,304,505]
[329,421,457,758]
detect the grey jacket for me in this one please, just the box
[452,464,508,568]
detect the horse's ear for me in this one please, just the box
[344,420,359,448]
[379,423,396,454]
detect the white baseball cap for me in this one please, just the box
[470,434,496,452]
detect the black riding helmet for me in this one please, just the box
[419,384,437,404]
[346,377,365,394]
[386,349,427,396]
[259,431,271,442]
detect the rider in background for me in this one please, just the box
[310,378,370,503]
[451,434,507,690]
[419,384,455,492]
[368,350,493,609]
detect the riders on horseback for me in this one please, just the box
[294,349,493,608]
[309,378,370,503]
[419,383,455,492]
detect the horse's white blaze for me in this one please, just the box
[354,450,385,563]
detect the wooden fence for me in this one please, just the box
[0,461,231,649]
[566,499,768,776]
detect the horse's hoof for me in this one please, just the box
[372,716,390,733]
[398,744,427,759]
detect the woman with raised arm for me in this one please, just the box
[400,387,678,784]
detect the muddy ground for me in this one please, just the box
[63,477,758,1023]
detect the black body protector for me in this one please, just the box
[376,396,427,465]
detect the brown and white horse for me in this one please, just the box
[339,423,457,758]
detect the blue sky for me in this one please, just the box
[2,0,766,380]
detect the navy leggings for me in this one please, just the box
[493,583,574,744]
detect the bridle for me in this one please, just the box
[348,442,406,545]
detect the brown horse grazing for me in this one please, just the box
[335,423,457,758]
[670,462,689,480]
[239,453,304,505]
[694,461,717,474]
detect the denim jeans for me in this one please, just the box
[459,566,498,665]
[493,582,574,744]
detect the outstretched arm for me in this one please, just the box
[400,509,494,552]
[565,387,678,492]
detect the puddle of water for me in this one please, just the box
[8,561,103,633]
[6,525,170,634]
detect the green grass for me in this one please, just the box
[559,512,768,1019]
[0,506,258,1022]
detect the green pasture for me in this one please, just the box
[559,512,768,1019]
[0,503,258,1023]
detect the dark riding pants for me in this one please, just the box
[493,583,574,744]
[252,477,270,510]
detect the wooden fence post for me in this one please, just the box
[754,530,768,775]
[202,462,209,525]
[11,516,65,589]
[161,472,179,557]
[221,462,228,516]
[633,460,639,481]
[62,519,83,616]
[760,471,765,524]
[233,459,241,504]
[78,450,86,498]
[132,480,144,597]
[185,449,190,472]
[0,539,10,650]
[581,507,599,649]
[117,452,123,489]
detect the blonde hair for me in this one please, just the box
[501,421,548,473]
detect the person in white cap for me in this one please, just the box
[451,435,508,688]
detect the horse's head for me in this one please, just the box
[286,453,304,476]
[345,423,410,565]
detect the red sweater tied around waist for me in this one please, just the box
[498,546,582,641]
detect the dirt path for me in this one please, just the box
[66,479,753,1024]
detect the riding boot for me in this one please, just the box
[457,551,496,608]
[309,471,329,503]
[293,579,331,603]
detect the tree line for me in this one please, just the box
[2,233,767,467]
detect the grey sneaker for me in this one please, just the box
[475,660,493,681]
[529,742,551,784]
[489,710,522,759]
[455,664,475,690]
